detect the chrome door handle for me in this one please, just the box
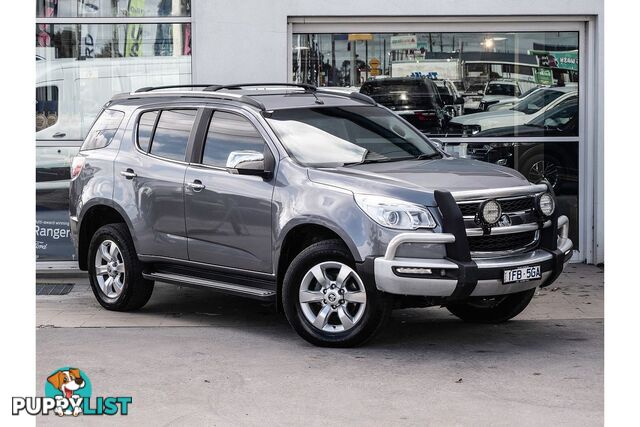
[120,169,137,179]
[187,180,206,192]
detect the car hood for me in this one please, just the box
[307,156,530,207]
[449,109,530,131]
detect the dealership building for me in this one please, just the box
[36,0,604,270]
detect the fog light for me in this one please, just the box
[537,192,556,217]
[478,199,502,225]
[395,267,433,275]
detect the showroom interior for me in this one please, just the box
[35,0,603,270]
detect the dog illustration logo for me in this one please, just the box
[45,367,91,416]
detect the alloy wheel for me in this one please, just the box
[528,160,559,189]
[94,240,126,299]
[298,261,367,333]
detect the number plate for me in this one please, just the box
[503,265,541,284]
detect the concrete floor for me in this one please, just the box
[36,264,603,426]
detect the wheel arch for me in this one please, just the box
[77,200,136,271]
[275,220,361,310]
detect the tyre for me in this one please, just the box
[446,288,536,323]
[87,223,154,311]
[282,240,390,347]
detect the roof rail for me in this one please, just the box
[204,83,317,92]
[135,84,219,93]
[114,90,267,111]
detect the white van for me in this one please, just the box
[36,56,191,142]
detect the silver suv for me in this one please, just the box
[69,83,572,347]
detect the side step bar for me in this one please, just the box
[143,272,276,301]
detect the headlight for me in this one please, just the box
[478,199,502,224]
[463,125,481,136]
[537,192,556,217]
[354,195,437,230]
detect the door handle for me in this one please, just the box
[120,169,137,179]
[187,180,206,192]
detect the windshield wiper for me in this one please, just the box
[343,156,416,166]
[413,153,442,160]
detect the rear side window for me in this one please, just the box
[149,110,197,162]
[202,112,265,167]
[81,109,125,151]
[137,111,159,152]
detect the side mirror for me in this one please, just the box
[226,150,274,179]
[477,90,484,96]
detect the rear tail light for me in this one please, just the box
[70,156,86,180]
[415,112,437,122]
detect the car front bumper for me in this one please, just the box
[368,187,572,299]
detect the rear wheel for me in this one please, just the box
[88,223,154,311]
[282,240,390,347]
[446,288,536,323]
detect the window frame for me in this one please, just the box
[189,106,277,172]
[199,110,270,169]
[288,18,592,263]
[134,106,202,165]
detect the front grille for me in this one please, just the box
[458,196,535,217]
[468,230,538,253]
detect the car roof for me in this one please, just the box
[109,85,376,112]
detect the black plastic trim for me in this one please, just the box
[434,190,479,300]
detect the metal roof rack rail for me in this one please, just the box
[204,82,317,92]
[114,89,267,111]
[135,84,219,93]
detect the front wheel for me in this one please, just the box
[446,288,536,323]
[282,240,390,347]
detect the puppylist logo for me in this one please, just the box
[12,367,132,417]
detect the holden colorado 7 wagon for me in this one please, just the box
[69,83,573,347]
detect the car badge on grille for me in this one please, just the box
[497,214,512,227]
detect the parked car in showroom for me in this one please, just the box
[486,86,543,111]
[477,79,536,111]
[460,82,486,113]
[69,83,572,347]
[432,79,465,117]
[447,86,577,136]
[466,96,579,190]
[360,77,447,134]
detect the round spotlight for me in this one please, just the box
[537,192,556,217]
[479,199,502,225]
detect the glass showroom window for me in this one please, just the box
[36,1,191,263]
[292,30,580,247]
[37,0,190,18]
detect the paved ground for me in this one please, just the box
[36,264,603,426]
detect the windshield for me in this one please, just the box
[266,106,440,167]
[511,89,566,114]
[485,83,517,96]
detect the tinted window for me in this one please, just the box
[81,109,125,150]
[137,111,159,152]
[512,89,568,114]
[149,110,197,161]
[202,112,265,167]
[36,86,59,132]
